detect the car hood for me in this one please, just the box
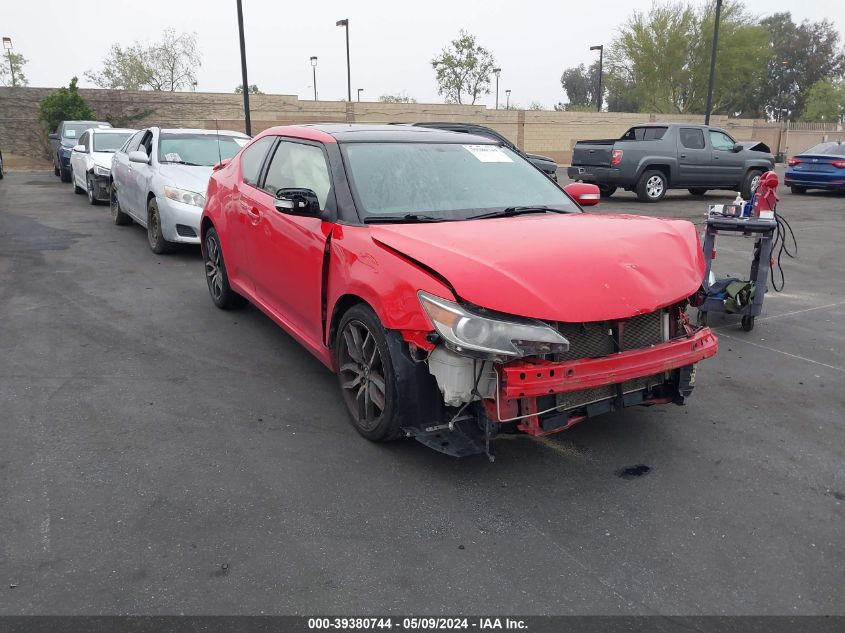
[92,152,116,169]
[525,152,556,166]
[156,163,214,195]
[370,213,705,322]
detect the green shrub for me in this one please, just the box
[38,77,95,132]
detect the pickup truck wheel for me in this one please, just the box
[741,170,763,199]
[636,170,667,202]
[688,188,708,196]
[598,185,617,198]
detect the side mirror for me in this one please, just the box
[273,188,321,215]
[72,144,85,153]
[128,150,149,164]
[732,143,743,153]
[49,133,59,141]
[563,182,601,207]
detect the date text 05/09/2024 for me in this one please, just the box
[307,617,528,630]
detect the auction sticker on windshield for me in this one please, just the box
[463,145,513,163]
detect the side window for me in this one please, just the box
[643,127,667,141]
[710,130,735,151]
[140,132,154,158]
[262,141,332,209]
[125,131,144,153]
[240,136,275,187]
[680,128,705,150]
[79,131,89,150]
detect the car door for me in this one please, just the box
[677,127,710,186]
[227,135,277,290]
[709,129,744,186]
[247,138,335,350]
[130,130,156,221]
[114,131,143,217]
[70,130,88,187]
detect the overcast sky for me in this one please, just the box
[6,0,845,107]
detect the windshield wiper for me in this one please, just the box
[160,159,203,166]
[363,214,446,224]
[468,205,563,220]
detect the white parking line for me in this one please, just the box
[716,332,844,373]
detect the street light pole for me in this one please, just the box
[493,67,501,109]
[590,45,603,112]
[2,37,15,88]
[704,0,723,126]
[357,88,363,102]
[235,0,252,136]
[336,19,351,102]
[310,56,318,101]
[505,89,511,110]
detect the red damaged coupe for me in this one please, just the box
[200,124,717,457]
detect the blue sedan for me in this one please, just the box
[785,141,845,193]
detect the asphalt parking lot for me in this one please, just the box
[1,170,843,616]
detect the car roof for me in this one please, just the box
[264,123,498,144]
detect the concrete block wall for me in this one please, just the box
[0,86,795,169]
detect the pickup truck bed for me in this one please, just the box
[568,124,774,202]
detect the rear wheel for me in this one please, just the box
[688,188,708,196]
[636,170,667,202]
[203,227,247,310]
[790,186,807,195]
[54,165,60,177]
[72,168,84,194]
[598,185,617,198]
[110,183,132,225]
[336,305,403,442]
[741,169,763,199]
[146,198,176,254]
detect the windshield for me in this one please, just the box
[63,123,109,139]
[158,133,249,166]
[341,142,576,220]
[93,132,133,153]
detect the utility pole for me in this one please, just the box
[493,68,501,109]
[235,0,252,135]
[310,56,318,101]
[336,19,351,102]
[704,0,723,126]
[590,45,603,112]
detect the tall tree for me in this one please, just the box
[559,61,601,109]
[85,29,201,92]
[0,51,29,87]
[431,30,496,105]
[38,78,95,131]
[235,84,263,94]
[800,80,845,123]
[605,1,768,114]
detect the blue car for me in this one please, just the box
[784,141,845,194]
[49,120,111,182]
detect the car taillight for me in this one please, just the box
[831,160,845,169]
[611,149,623,166]
[787,158,801,167]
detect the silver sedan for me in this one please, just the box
[110,127,249,253]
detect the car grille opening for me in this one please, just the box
[553,310,666,361]
[175,224,197,238]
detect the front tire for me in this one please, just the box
[336,305,403,442]
[741,169,764,199]
[61,167,72,183]
[790,186,807,195]
[146,198,176,254]
[636,170,668,202]
[203,227,247,310]
[86,175,98,204]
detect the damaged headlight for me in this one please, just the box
[93,165,111,177]
[418,291,570,359]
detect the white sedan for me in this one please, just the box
[70,128,137,204]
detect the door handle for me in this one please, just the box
[246,206,260,222]
[680,154,687,158]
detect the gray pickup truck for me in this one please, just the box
[567,123,774,202]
